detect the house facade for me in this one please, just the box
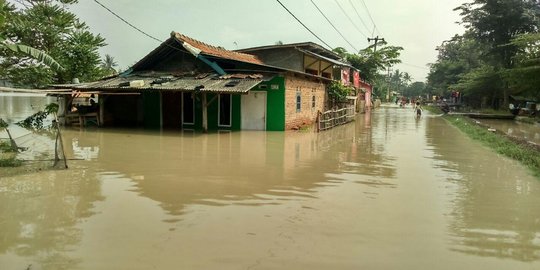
[237,42,372,113]
[55,33,367,131]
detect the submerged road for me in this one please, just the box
[1,104,539,269]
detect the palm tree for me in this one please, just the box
[101,54,118,76]
[402,72,412,86]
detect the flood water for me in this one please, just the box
[1,99,540,269]
[476,118,540,145]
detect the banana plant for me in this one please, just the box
[0,0,62,71]
[1,41,64,72]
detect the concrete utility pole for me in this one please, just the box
[367,36,385,52]
[386,67,392,102]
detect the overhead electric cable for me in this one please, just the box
[310,0,359,52]
[333,0,368,39]
[275,0,334,50]
[359,0,381,36]
[348,0,372,36]
[93,0,163,43]
[93,0,209,61]
[401,62,429,70]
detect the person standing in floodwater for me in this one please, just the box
[414,102,423,118]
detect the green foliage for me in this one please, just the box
[428,0,540,108]
[101,54,118,76]
[17,111,49,130]
[334,41,403,84]
[16,103,57,130]
[332,47,347,57]
[455,0,540,68]
[0,118,7,129]
[0,140,21,167]
[327,81,352,103]
[1,42,63,71]
[0,140,13,151]
[427,35,486,97]
[504,32,540,97]
[0,0,107,87]
[453,65,503,107]
[403,81,427,98]
[45,103,59,115]
[0,156,22,167]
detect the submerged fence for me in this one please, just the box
[317,105,356,132]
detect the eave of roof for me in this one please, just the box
[51,73,271,94]
[297,48,352,68]
[237,42,343,60]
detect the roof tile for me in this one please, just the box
[173,32,265,65]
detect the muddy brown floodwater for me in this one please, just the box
[1,102,540,269]
[475,118,540,145]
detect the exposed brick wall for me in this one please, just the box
[284,74,327,130]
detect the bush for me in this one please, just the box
[328,81,352,103]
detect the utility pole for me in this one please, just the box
[386,67,392,102]
[367,36,385,52]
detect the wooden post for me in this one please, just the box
[99,95,105,126]
[202,93,208,133]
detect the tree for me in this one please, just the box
[0,0,106,87]
[335,41,403,84]
[348,41,403,83]
[100,54,118,76]
[403,81,427,98]
[504,32,540,98]
[427,34,486,98]
[455,0,540,105]
[0,0,63,73]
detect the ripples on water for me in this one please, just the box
[1,103,540,269]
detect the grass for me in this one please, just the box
[443,114,540,178]
[0,141,22,167]
[0,157,22,167]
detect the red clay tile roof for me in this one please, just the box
[172,32,264,65]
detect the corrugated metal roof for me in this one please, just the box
[297,48,352,67]
[237,42,343,60]
[52,73,270,94]
[173,32,265,65]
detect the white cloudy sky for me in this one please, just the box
[69,0,466,82]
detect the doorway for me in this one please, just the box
[241,91,266,130]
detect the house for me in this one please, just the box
[237,42,372,112]
[54,32,342,131]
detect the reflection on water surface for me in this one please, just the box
[1,102,539,269]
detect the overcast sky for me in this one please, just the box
[69,0,466,82]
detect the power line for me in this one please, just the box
[347,0,372,36]
[93,0,207,62]
[93,0,163,43]
[333,0,368,39]
[359,0,380,36]
[401,62,429,70]
[367,36,384,52]
[310,0,358,52]
[275,0,334,50]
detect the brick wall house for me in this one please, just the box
[284,75,327,130]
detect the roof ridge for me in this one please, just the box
[172,32,261,60]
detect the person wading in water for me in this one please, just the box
[414,102,423,118]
